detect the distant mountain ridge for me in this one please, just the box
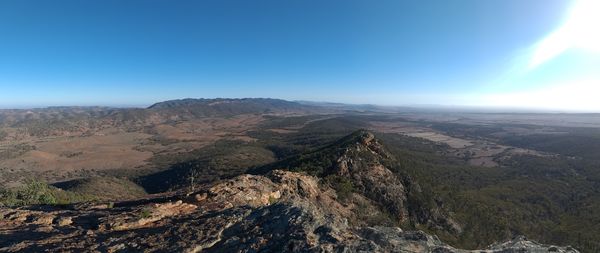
[149,98,301,109]
[0,98,323,129]
[147,98,318,117]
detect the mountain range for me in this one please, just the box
[0,130,579,252]
[2,98,599,252]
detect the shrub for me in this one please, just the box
[138,208,152,219]
[268,195,278,205]
[0,130,7,141]
[0,179,57,206]
[326,175,354,202]
[0,178,94,207]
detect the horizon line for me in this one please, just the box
[1,97,599,114]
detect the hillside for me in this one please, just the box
[0,170,578,252]
[252,130,459,232]
[0,98,320,128]
[52,177,147,201]
[149,98,314,113]
[2,105,600,251]
[0,131,581,252]
[145,98,324,121]
[0,98,323,188]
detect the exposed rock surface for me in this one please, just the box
[0,170,578,252]
[255,130,461,232]
[334,131,410,222]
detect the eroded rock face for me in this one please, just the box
[486,236,579,253]
[0,170,579,253]
[333,131,463,234]
[333,131,410,222]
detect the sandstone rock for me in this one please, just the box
[486,236,579,253]
[56,216,73,226]
[34,214,55,226]
[108,200,197,231]
[0,170,579,253]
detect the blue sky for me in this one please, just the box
[1,0,598,110]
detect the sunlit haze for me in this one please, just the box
[473,0,600,112]
[0,0,598,111]
[528,0,600,69]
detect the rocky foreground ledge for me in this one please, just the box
[0,170,579,252]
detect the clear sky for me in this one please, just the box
[1,0,599,111]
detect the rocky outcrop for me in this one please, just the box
[333,131,410,222]
[0,170,578,252]
[485,236,579,253]
[302,130,459,233]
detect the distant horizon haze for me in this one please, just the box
[1,97,599,114]
[1,0,598,111]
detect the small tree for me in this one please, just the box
[187,169,201,194]
[0,130,7,141]
[0,179,57,206]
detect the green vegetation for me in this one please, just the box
[0,179,96,207]
[53,176,147,201]
[251,128,377,176]
[353,199,397,226]
[502,132,600,160]
[248,117,600,252]
[432,121,600,161]
[148,98,309,118]
[0,130,7,141]
[249,115,372,159]
[325,175,355,202]
[376,131,600,252]
[268,195,278,205]
[138,208,152,219]
[0,143,36,160]
[0,175,135,208]
[13,112,588,251]
[260,114,326,129]
[140,139,276,193]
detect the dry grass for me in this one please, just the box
[369,121,549,168]
[0,115,265,185]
